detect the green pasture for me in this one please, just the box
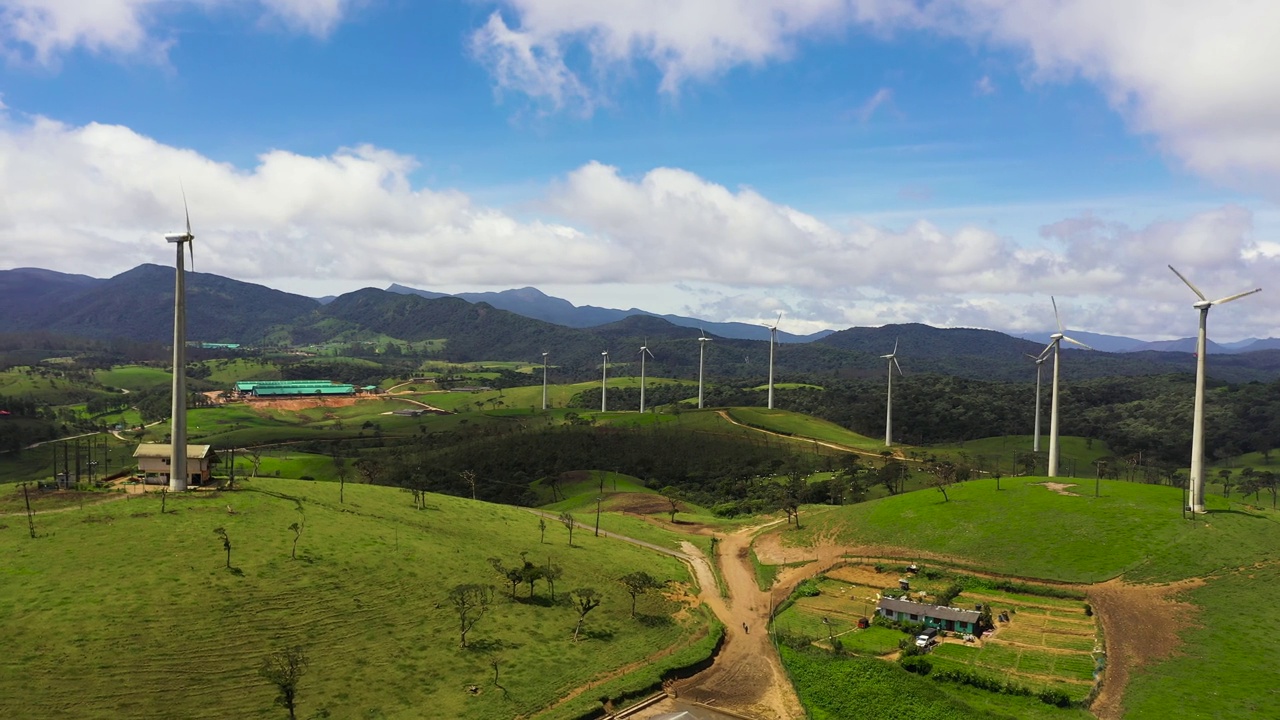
[796,475,1280,583]
[928,435,1113,475]
[726,408,884,452]
[0,367,114,405]
[0,479,709,720]
[94,365,172,391]
[199,359,281,385]
[1123,564,1280,718]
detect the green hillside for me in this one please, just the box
[0,479,712,720]
[798,475,1280,583]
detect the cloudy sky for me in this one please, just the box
[0,0,1276,340]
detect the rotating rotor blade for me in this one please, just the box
[1061,335,1094,350]
[893,357,903,376]
[1041,340,1056,358]
[1210,287,1262,306]
[1168,265,1207,301]
[892,338,899,355]
[1051,296,1063,333]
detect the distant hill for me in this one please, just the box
[386,282,831,343]
[0,268,103,331]
[0,264,319,343]
[817,323,1046,359]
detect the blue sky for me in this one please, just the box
[0,0,1277,340]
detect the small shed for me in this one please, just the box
[133,444,219,486]
[876,596,983,634]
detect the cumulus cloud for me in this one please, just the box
[0,115,1273,337]
[471,0,1280,187]
[0,0,354,64]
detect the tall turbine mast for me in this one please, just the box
[1043,297,1093,477]
[882,339,902,447]
[600,351,609,413]
[697,330,711,409]
[1169,265,1261,514]
[541,352,549,411]
[1026,351,1050,453]
[762,313,782,409]
[638,339,655,413]
[164,193,195,492]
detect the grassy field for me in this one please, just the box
[94,365,172,391]
[200,359,282,385]
[726,408,884,452]
[928,435,1113,475]
[1121,563,1280,719]
[794,475,1280,583]
[0,479,710,719]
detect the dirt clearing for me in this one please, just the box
[1086,577,1202,719]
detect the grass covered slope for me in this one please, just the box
[0,480,708,720]
[726,408,883,451]
[799,476,1280,583]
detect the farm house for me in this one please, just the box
[133,444,219,486]
[876,596,983,634]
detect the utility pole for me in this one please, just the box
[21,482,35,538]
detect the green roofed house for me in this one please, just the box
[877,596,983,635]
[234,380,355,397]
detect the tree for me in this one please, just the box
[355,457,383,486]
[214,527,232,568]
[929,461,958,502]
[1219,468,1234,500]
[288,521,303,560]
[519,556,544,598]
[462,470,478,500]
[877,460,905,495]
[332,454,350,504]
[570,587,602,641]
[448,584,493,648]
[488,557,523,599]
[543,558,563,601]
[259,645,308,720]
[618,571,661,618]
[659,486,682,523]
[246,448,263,478]
[538,516,547,544]
[992,469,1003,491]
[559,511,577,546]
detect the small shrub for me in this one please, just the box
[900,655,933,675]
[1038,689,1073,708]
[874,563,885,573]
[794,579,821,598]
[299,475,315,481]
[1084,603,1093,617]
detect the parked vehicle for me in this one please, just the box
[915,627,939,648]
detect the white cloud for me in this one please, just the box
[0,114,1274,338]
[471,0,1280,187]
[0,0,354,64]
[974,74,995,96]
[851,87,894,122]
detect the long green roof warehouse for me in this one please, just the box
[235,380,356,397]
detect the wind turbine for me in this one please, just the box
[1041,297,1093,478]
[541,352,549,411]
[164,192,195,492]
[600,351,609,413]
[1169,265,1261,514]
[762,313,782,409]
[1026,350,1050,452]
[638,339,655,413]
[697,329,712,409]
[881,339,902,447]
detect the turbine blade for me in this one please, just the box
[1040,341,1055,358]
[181,184,191,236]
[1062,335,1094,350]
[892,338,898,355]
[893,357,903,375]
[188,241,194,272]
[1051,296,1063,333]
[1210,287,1262,305]
[1168,265,1207,301]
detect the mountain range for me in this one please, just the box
[3,265,1280,383]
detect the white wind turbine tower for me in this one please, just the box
[762,313,782,409]
[541,352,549,410]
[600,351,610,412]
[881,339,902,447]
[1041,297,1093,478]
[638,339,655,413]
[697,329,712,409]
[1169,265,1261,514]
[165,193,195,492]
[1026,350,1050,453]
